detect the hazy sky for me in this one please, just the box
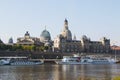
[0,0,120,45]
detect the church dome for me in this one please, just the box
[24,31,30,39]
[0,39,3,44]
[61,29,72,40]
[61,19,72,40]
[40,29,51,42]
[82,35,88,40]
[8,37,13,43]
[25,31,30,36]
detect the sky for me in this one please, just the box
[0,0,120,45]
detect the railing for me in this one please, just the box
[0,56,27,58]
[30,59,62,61]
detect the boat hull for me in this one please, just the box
[10,62,43,66]
[56,61,116,65]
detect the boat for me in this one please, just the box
[0,58,11,65]
[0,57,44,66]
[56,54,117,64]
[10,58,44,65]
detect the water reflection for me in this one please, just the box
[0,64,120,80]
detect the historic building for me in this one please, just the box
[8,37,13,44]
[16,29,52,51]
[111,45,120,54]
[81,35,110,53]
[0,39,4,44]
[14,19,111,53]
[17,31,43,46]
[7,37,14,45]
[53,19,111,53]
[40,28,53,52]
[53,19,82,53]
[40,28,52,46]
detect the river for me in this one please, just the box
[0,64,120,80]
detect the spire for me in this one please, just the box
[64,18,68,26]
[45,26,46,30]
[8,37,13,43]
[25,31,29,36]
[64,18,68,30]
[65,18,68,23]
[73,34,76,40]
[0,38,3,44]
[25,31,30,38]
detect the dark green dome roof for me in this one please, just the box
[40,29,51,41]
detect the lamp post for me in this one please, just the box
[114,46,116,61]
[113,42,117,61]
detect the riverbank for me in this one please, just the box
[0,51,120,60]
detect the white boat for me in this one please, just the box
[10,58,43,65]
[0,58,11,65]
[0,57,44,66]
[56,55,117,64]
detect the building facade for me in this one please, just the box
[40,28,52,46]
[16,29,53,52]
[17,31,43,46]
[81,35,110,53]
[15,19,111,53]
[53,19,111,53]
[53,19,82,53]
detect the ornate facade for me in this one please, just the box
[81,35,110,53]
[16,29,52,47]
[14,19,111,53]
[53,19,82,53]
[40,28,52,46]
[53,19,111,53]
[17,31,43,46]
[0,39,3,44]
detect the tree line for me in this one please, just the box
[0,44,49,52]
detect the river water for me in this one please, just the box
[0,64,120,80]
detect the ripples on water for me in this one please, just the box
[0,64,120,80]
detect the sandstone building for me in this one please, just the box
[53,19,110,53]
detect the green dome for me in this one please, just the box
[40,29,51,42]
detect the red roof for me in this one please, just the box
[111,46,120,50]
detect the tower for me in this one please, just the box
[73,34,76,40]
[8,37,13,43]
[64,18,68,30]
[24,31,30,39]
[61,19,72,40]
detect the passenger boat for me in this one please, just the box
[56,54,117,64]
[0,57,43,66]
[10,58,43,65]
[0,58,11,65]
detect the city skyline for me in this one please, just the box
[0,0,120,45]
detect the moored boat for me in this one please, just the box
[10,58,43,65]
[0,58,11,65]
[56,54,117,64]
[0,57,44,66]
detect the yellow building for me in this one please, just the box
[17,31,43,46]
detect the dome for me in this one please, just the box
[25,31,30,36]
[8,37,13,43]
[61,29,72,40]
[61,19,72,40]
[0,39,3,44]
[81,35,90,41]
[24,31,30,39]
[82,35,87,39]
[40,29,51,42]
